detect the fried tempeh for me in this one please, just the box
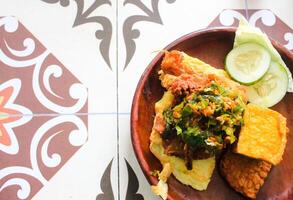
[220,151,272,199]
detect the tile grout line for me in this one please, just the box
[0,112,130,118]
[244,0,249,19]
[116,0,120,199]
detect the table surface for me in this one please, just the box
[0,0,292,200]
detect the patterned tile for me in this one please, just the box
[118,115,159,200]
[117,0,248,113]
[0,0,117,114]
[38,0,113,70]
[0,0,292,200]
[0,114,87,199]
[29,115,117,200]
[0,16,88,115]
[0,17,91,199]
[0,1,118,199]
[208,9,293,52]
[117,3,293,200]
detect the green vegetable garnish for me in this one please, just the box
[162,81,245,156]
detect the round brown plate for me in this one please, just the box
[131,27,293,200]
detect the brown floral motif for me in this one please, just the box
[122,0,176,70]
[0,16,88,114]
[41,0,113,70]
[96,158,114,200]
[125,158,144,200]
[0,16,88,199]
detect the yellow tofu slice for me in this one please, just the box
[235,104,288,165]
[150,91,215,193]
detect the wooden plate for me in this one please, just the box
[131,27,293,200]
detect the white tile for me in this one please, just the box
[33,114,118,200]
[247,0,293,27]
[117,0,248,113]
[118,114,160,200]
[1,0,292,200]
[0,0,117,114]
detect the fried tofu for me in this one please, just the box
[235,104,288,165]
[220,151,272,199]
[150,91,216,195]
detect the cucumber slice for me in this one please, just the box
[225,43,271,85]
[246,61,288,107]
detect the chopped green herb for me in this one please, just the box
[162,81,245,154]
[175,125,183,136]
